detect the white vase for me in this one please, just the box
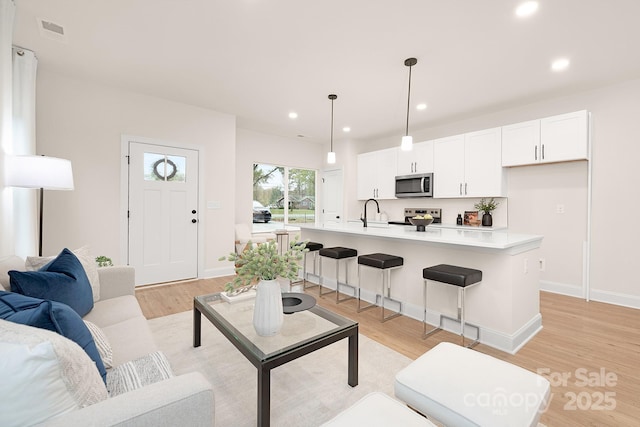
[253,279,284,337]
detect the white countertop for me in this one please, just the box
[299,222,543,252]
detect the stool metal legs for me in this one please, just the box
[356,264,376,313]
[422,279,480,348]
[302,251,319,290]
[319,256,356,303]
[358,265,402,322]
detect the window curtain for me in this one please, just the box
[0,0,16,256]
[12,47,38,257]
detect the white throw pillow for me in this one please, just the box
[26,246,101,302]
[84,320,113,369]
[0,319,108,426]
[107,351,174,397]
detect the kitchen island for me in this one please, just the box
[299,222,544,354]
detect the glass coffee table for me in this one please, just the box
[193,293,359,427]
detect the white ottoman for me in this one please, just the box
[395,342,550,427]
[321,392,437,427]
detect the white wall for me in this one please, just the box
[33,70,236,277]
[235,128,323,225]
[350,78,640,308]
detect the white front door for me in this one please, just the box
[128,141,199,285]
[322,168,343,223]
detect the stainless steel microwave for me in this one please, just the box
[395,173,433,198]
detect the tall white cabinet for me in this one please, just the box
[357,147,398,200]
[502,110,589,166]
[434,127,505,198]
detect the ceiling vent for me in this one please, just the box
[37,17,68,43]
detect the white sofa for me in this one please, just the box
[0,256,214,427]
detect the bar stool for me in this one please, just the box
[318,246,357,303]
[291,241,323,289]
[422,264,482,348]
[357,253,404,322]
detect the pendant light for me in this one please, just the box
[401,57,417,151]
[327,94,337,164]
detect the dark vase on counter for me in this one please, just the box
[482,212,493,227]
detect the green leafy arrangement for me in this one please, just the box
[219,239,307,292]
[474,198,500,213]
[95,255,113,267]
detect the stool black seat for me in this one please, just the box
[358,253,404,270]
[357,253,404,322]
[319,247,357,259]
[318,246,358,303]
[291,241,324,289]
[304,241,324,252]
[423,264,482,287]
[422,264,482,348]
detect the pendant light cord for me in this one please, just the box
[328,94,337,152]
[406,64,412,137]
[330,97,334,152]
[403,58,417,138]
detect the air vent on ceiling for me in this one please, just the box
[37,17,68,43]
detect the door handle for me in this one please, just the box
[192,210,197,214]
[535,145,538,161]
[465,183,468,195]
[191,219,197,223]
[542,144,545,160]
[459,183,462,195]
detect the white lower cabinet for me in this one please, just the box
[502,110,589,166]
[357,148,398,200]
[434,127,506,198]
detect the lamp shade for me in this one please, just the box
[401,135,413,151]
[5,155,74,190]
[327,151,336,164]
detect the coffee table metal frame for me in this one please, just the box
[193,293,359,427]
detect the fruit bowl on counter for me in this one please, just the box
[408,216,434,232]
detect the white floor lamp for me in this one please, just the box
[5,155,74,256]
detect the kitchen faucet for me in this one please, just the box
[360,198,380,227]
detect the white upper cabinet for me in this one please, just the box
[540,110,589,163]
[501,119,541,166]
[433,135,465,198]
[434,128,505,198]
[357,147,398,200]
[502,110,589,166]
[397,140,434,175]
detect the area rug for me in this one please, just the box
[148,310,413,427]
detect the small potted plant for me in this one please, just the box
[474,198,500,227]
[95,256,113,267]
[219,239,306,336]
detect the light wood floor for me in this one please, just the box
[136,277,640,427]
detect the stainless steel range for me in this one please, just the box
[389,208,442,225]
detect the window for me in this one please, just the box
[144,153,186,182]
[253,163,316,228]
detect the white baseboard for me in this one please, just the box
[202,266,235,279]
[540,280,583,298]
[589,289,640,309]
[541,280,640,310]
[339,286,542,354]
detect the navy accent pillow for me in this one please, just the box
[0,290,107,383]
[9,248,93,317]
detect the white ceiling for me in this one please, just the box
[12,0,640,144]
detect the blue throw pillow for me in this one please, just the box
[0,290,107,383]
[9,248,93,317]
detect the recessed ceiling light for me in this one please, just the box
[288,112,298,119]
[342,127,351,132]
[416,103,427,111]
[551,58,570,72]
[515,1,539,17]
